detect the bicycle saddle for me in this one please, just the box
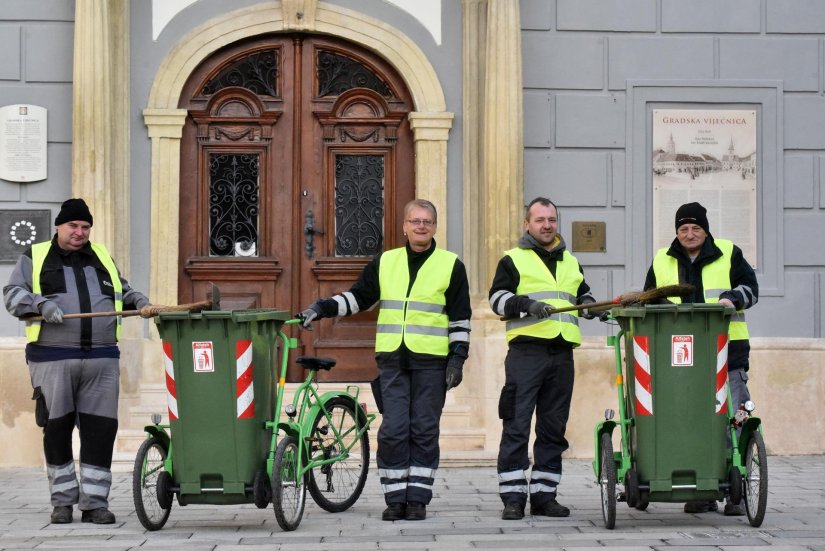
[296,356,336,371]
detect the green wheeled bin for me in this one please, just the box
[155,309,290,505]
[613,303,732,504]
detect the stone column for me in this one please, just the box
[72,0,130,270]
[143,109,188,308]
[462,0,487,300]
[483,0,523,286]
[408,112,454,246]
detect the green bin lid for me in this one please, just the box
[611,303,732,319]
[154,308,292,324]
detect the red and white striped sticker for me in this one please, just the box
[163,341,178,420]
[236,340,255,419]
[715,334,729,414]
[633,335,653,416]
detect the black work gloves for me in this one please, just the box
[526,300,554,319]
[445,355,465,391]
[298,303,322,329]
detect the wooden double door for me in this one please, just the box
[177,34,415,381]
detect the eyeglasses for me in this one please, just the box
[406,219,435,227]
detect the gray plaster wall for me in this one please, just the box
[0,0,75,336]
[521,0,825,338]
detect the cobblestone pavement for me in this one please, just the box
[1,456,824,550]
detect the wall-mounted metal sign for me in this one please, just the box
[0,210,51,261]
[571,221,606,252]
[0,104,48,183]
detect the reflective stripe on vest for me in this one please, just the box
[27,241,123,342]
[651,238,749,340]
[504,248,583,346]
[375,247,457,356]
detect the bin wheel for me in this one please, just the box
[624,468,639,508]
[156,471,173,510]
[253,469,271,509]
[272,436,306,531]
[728,466,743,506]
[744,430,768,527]
[634,499,650,511]
[132,436,172,531]
[599,432,617,529]
[307,397,370,513]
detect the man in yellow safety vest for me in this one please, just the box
[645,201,758,516]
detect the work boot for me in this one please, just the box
[81,508,116,524]
[50,506,72,524]
[531,499,570,517]
[683,500,718,514]
[405,501,426,521]
[724,501,746,516]
[381,502,406,521]
[501,502,525,520]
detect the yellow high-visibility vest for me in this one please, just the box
[27,241,123,342]
[504,247,582,346]
[652,238,749,340]
[375,247,456,356]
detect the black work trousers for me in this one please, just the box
[497,341,574,507]
[376,362,446,505]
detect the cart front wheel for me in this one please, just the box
[272,436,306,531]
[307,396,370,512]
[253,469,271,509]
[744,430,768,527]
[599,432,617,529]
[132,436,172,531]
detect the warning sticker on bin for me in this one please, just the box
[192,341,214,373]
[671,335,693,366]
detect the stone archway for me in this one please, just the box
[144,1,453,306]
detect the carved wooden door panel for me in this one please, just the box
[178,35,415,381]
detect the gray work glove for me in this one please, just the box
[298,303,322,329]
[526,300,553,319]
[39,301,64,324]
[445,355,465,391]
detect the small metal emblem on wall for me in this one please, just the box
[0,210,51,261]
[571,221,606,252]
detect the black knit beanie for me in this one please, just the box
[674,202,709,234]
[55,198,94,226]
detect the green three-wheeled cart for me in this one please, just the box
[593,303,768,528]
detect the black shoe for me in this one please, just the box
[683,500,718,514]
[81,508,116,524]
[531,499,570,517]
[50,506,72,524]
[501,502,525,520]
[723,501,745,516]
[382,503,406,521]
[405,501,426,521]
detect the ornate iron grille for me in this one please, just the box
[317,51,392,98]
[335,155,384,256]
[202,49,279,96]
[209,154,260,257]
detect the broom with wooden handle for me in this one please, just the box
[26,301,212,322]
[501,284,695,320]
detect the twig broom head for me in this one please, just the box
[628,284,695,305]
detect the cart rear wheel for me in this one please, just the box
[728,466,743,506]
[307,397,370,512]
[744,430,768,527]
[599,432,617,529]
[272,436,306,531]
[624,468,639,508]
[253,469,271,509]
[132,436,172,531]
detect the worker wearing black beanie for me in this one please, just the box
[54,198,94,227]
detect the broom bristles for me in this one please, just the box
[618,284,695,306]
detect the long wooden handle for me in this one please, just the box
[27,300,211,322]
